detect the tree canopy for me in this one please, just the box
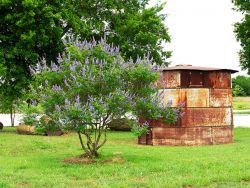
[0,0,84,94]
[0,0,171,109]
[232,75,250,96]
[78,0,171,65]
[233,0,250,74]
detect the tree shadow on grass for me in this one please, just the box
[62,155,126,165]
[0,127,17,134]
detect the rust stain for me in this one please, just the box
[210,89,232,107]
[162,88,209,107]
[180,70,206,88]
[181,108,232,127]
[157,71,181,88]
[151,127,233,146]
[188,71,204,87]
[138,131,152,145]
[206,71,231,88]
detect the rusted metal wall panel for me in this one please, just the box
[147,118,181,127]
[210,89,232,107]
[138,131,153,145]
[205,71,231,88]
[161,89,185,107]
[180,71,231,89]
[152,127,233,146]
[211,127,233,144]
[157,71,181,88]
[180,70,190,88]
[180,70,206,88]
[138,135,147,145]
[181,108,232,127]
[152,127,211,146]
[161,88,232,108]
[162,88,210,107]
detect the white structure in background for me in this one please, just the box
[0,114,23,126]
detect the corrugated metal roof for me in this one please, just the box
[160,64,238,73]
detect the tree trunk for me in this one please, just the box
[10,104,15,127]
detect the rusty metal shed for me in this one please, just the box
[138,64,238,146]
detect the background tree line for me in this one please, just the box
[232,75,250,97]
[233,0,250,74]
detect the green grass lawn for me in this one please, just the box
[1,127,250,188]
[233,97,250,110]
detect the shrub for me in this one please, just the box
[131,122,149,137]
[20,102,40,126]
[32,38,181,158]
[16,124,35,135]
[108,118,135,131]
[35,115,63,136]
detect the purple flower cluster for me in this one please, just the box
[52,85,62,92]
[65,98,70,105]
[55,104,61,112]
[167,100,173,106]
[178,101,186,108]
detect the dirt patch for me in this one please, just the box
[62,156,126,164]
[63,157,97,164]
[16,182,30,187]
[101,156,126,164]
[183,185,193,188]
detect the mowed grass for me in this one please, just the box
[233,97,250,110]
[1,127,250,188]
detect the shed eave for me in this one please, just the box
[159,65,238,73]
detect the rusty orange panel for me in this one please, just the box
[161,89,186,107]
[212,127,233,138]
[151,127,233,146]
[205,71,231,88]
[211,127,233,144]
[138,135,147,145]
[210,89,232,107]
[152,127,210,139]
[162,88,209,107]
[157,71,181,88]
[138,132,153,145]
[181,108,232,127]
[152,127,211,146]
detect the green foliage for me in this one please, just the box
[233,0,250,74]
[20,102,41,126]
[233,84,246,96]
[71,0,171,65]
[104,2,171,66]
[107,118,134,131]
[233,97,250,110]
[36,115,62,135]
[0,0,84,108]
[131,121,149,137]
[232,75,250,96]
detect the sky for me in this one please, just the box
[150,0,247,76]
